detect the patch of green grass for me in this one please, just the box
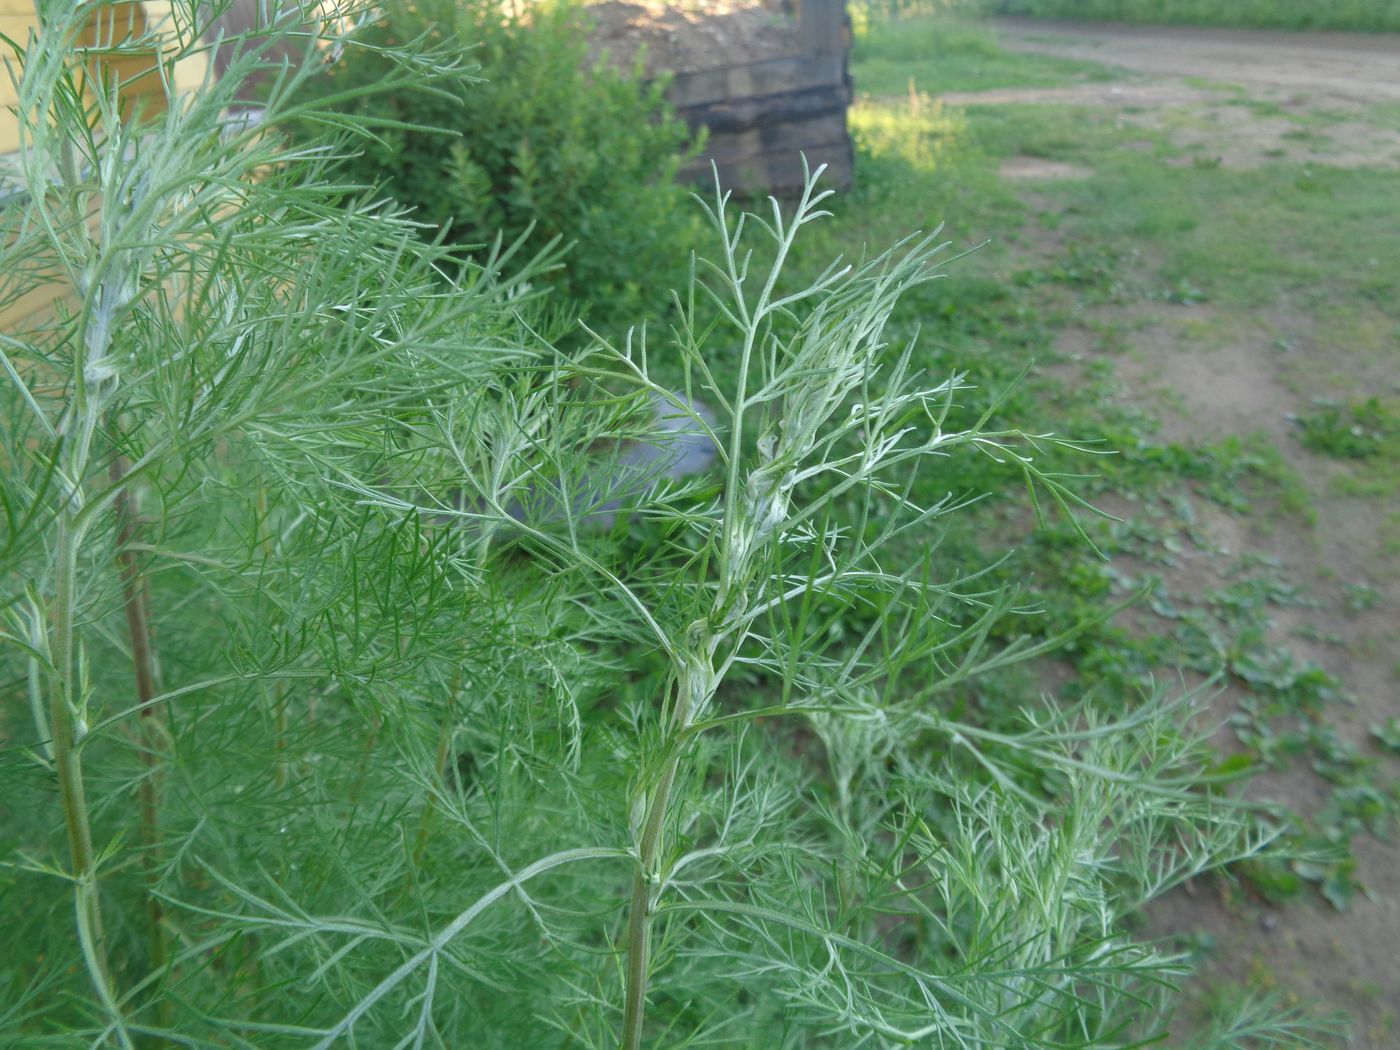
[1374,718,1400,753]
[947,104,1319,289]
[1368,102,1400,127]
[966,102,1135,164]
[1382,514,1400,556]
[849,91,971,175]
[1053,160,1400,311]
[853,13,1117,96]
[1296,398,1400,459]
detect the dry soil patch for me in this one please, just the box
[977,21,1400,169]
[1108,307,1298,445]
[998,155,1093,180]
[994,19,1400,106]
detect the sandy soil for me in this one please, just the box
[961,22,1400,172]
[996,18,1400,105]
[988,21,1400,1048]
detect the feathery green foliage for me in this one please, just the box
[0,2,1330,1046]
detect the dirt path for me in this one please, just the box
[947,21,1400,172]
[994,18,1400,105]
[981,21,1400,1048]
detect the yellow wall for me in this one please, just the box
[1,2,210,330]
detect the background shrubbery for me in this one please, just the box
[300,0,701,329]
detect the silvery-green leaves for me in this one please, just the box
[0,6,1333,1048]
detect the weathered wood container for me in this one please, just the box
[667,0,853,195]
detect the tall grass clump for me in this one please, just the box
[0,2,1337,1045]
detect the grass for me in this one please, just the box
[852,13,1116,95]
[1059,163,1400,309]
[1297,398,1400,460]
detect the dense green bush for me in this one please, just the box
[300,0,701,327]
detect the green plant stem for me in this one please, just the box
[51,508,132,1048]
[110,457,171,998]
[255,486,295,791]
[621,644,713,1050]
[620,753,681,1050]
[51,517,100,917]
[43,249,133,1041]
[410,693,460,878]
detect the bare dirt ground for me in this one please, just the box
[996,18,1400,105]
[988,21,1400,1047]
[977,21,1400,173]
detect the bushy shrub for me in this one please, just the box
[300,0,701,327]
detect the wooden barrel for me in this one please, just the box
[667,0,853,195]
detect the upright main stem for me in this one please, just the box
[620,649,712,1050]
[50,515,102,935]
[622,186,804,1047]
[51,506,131,1047]
[619,754,681,1050]
[44,264,135,1042]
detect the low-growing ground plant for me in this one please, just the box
[0,2,1336,1046]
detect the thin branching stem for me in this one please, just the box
[52,500,132,1047]
[109,456,171,996]
[619,750,682,1050]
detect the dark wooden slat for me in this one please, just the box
[684,147,854,196]
[675,79,851,135]
[666,51,846,109]
[685,111,850,166]
[655,0,854,195]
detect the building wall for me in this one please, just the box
[1,2,209,331]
